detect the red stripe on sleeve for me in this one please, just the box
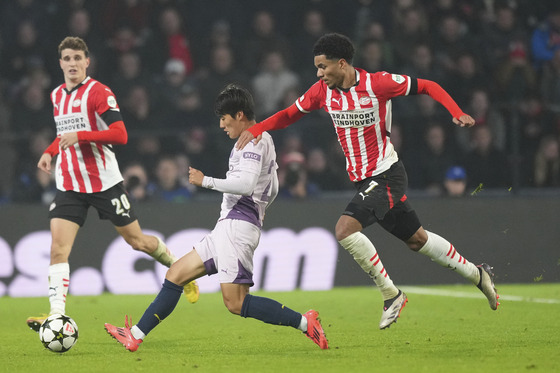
[248,104,305,137]
[417,79,464,119]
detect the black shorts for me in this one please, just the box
[48,182,138,227]
[342,160,421,241]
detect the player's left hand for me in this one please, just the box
[453,114,475,128]
[188,167,204,187]
[59,132,79,150]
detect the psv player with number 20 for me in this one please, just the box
[26,37,199,332]
[237,33,499,329]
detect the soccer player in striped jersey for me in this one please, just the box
[236,33,499,329]
[26,37,199,332]
[104,85,328,351]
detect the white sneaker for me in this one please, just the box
[379,290,408,329]
[477,263,499,310]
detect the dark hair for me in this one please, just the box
[312,33,355,64]
[214,84,255,120]
[58,36,89,58]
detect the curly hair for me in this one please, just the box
[312,33,355,64]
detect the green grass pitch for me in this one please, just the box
[2,284,559,373]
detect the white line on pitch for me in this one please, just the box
[400,286,560,304]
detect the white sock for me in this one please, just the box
[149,237,178,267]
[339,232,399,300]
[418,231,480,284]
[48,263,70,315]
[298,315,308,332]
[131,325,146,340]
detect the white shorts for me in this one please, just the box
[194,219,260,285]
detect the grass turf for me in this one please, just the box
[2,284,559,373]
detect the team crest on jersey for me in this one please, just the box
[391,74,405,84]
[72,99,81,107]
[359,95,371,105]
[107,96,117,108]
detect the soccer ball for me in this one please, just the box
[39,314,79,353]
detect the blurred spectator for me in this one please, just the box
[198,45,249,116]
[391,6,430,67]
[494,38,537,104]
[355,39,390,74]
[278,151,317,199]
[174,153,197,195]
[109,51,148,99]
[306,147,347,192]
[148,155,193,202]
[531,6,560,71]
[401,43,445,83]
[533,135,560,187]
[11,82,52,138]
[292,9,329,86]
[252,50,300,118]
[242,10,292,75]
[455,89,506,153]
[144,6,194,76]
[357,21,395,72]
[12,161,56,204]
[431,14,476,76]
[1,19,52,90]
[480,4,525,72]
[540,49,560,113]
[120,84,161,131]
[154,58,194,112]
[406,122,459,195]
[122,162,150,202]
[462,125,511,189]
[443,165,467,197]
[444,52,486,108]
[63,8,104,56]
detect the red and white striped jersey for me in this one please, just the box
[295,68,413,182]
[51,77,123,193]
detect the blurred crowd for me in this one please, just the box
[1,0,560,205]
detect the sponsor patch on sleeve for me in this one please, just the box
[107,96,117,108]
[391,74,405,84]
[243,152,261,161]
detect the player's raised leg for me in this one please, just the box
[105,250,206,351]
[414,229,499,310]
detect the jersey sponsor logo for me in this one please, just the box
[243,152,262,161]
[107,96,117,108]
[55,113,88,134]
[72,99,81,107]
[330,108,379,128]
[391,74,405,84]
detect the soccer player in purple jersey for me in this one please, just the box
[104,85,328,351]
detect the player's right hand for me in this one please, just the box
[37,153,53,174]
[236,130,256,150]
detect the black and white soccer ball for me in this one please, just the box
[39,314,79,353]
